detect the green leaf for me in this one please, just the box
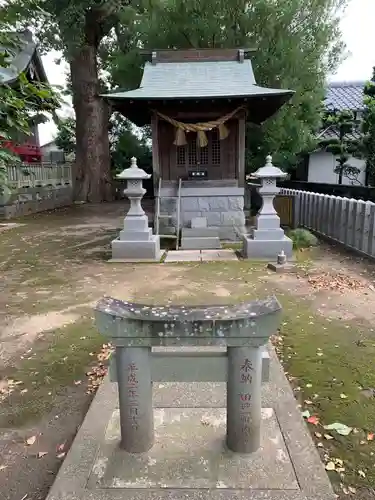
[323,423,353,436]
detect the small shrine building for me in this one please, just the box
[104,48,293,241]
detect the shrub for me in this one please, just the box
[288,228,319,249]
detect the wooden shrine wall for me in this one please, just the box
[156,119,239,182]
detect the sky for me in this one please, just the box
[38,0,375,145]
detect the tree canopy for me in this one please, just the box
[55,114,151,173]
[0,24,59,188]
[3,0,136,201]
[319,109,362,184]
[362,68,375,184]
[2,0,348,199]
[109,0,347,171]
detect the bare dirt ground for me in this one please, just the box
[0,203,375,500]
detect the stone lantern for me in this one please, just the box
[111,157,161,262]
[242,155,293,259]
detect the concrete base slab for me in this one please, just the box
[164,250,202,262]
[89,408,298,490]
[201,249,238,261]
[108,258,163,263]
[46,350,336,500]
[164,250,238,263]
[111,236,161,262]
[180,236,221,250]
[267,262,296,273]
[242,235,293,260]
[0,223,25,232]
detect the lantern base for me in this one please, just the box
[111,235,161,262]
[242,235,293,260]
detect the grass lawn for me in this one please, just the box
[279,295,375,496]
[0,318,104,427]
[0,205,374,499]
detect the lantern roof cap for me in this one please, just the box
[116,157,151,180]
[253,155,287,179]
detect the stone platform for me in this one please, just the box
[165,249,238,262]
[89,408,296,490]
[46,350,335,500]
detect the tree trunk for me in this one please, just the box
[70,44,112,202]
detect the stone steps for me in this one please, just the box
[181,227,219,238]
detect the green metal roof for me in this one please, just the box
[103,58,294,125]
[104,59,292,100]
[0,30,47,85]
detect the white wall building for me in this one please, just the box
[40,140,71,163]
[306,81,367,186]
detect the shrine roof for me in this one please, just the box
[0,30,47,85]
[103,59,292,101]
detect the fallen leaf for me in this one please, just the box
[307,415,320,425]
[56,452,66,459]
[74,380,82,386]
[308,272,364,292]
[306,383,313,388]
[26,436,36,446]
[57,443,65,452]
[317,352,324,357]
[340,394,348,399]
[367,433,374,441]
[358,470,366,478]
[315,432,322,438]
[324,434,334,440]
[304,400,313,405]
[20,389,28,395]
[317,442,324,448]
[37,451,48,458]
[325,461,336,471]
[201,416,210,426]
[324,423,352,436]
[0,465,7,471]
[348,486,356,493]
[301,410,311,418]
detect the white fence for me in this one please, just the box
[6,162,73,189]
[280,188,375,258]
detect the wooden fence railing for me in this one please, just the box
[6,162,73,189]
[281,187,375,258]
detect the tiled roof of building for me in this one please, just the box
[318,81,366,141]
[325,81,366,111]
[319,126,362,142]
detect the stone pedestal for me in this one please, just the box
[243,155,293,259]
[111,157,161,262]
[95,296,282,455]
